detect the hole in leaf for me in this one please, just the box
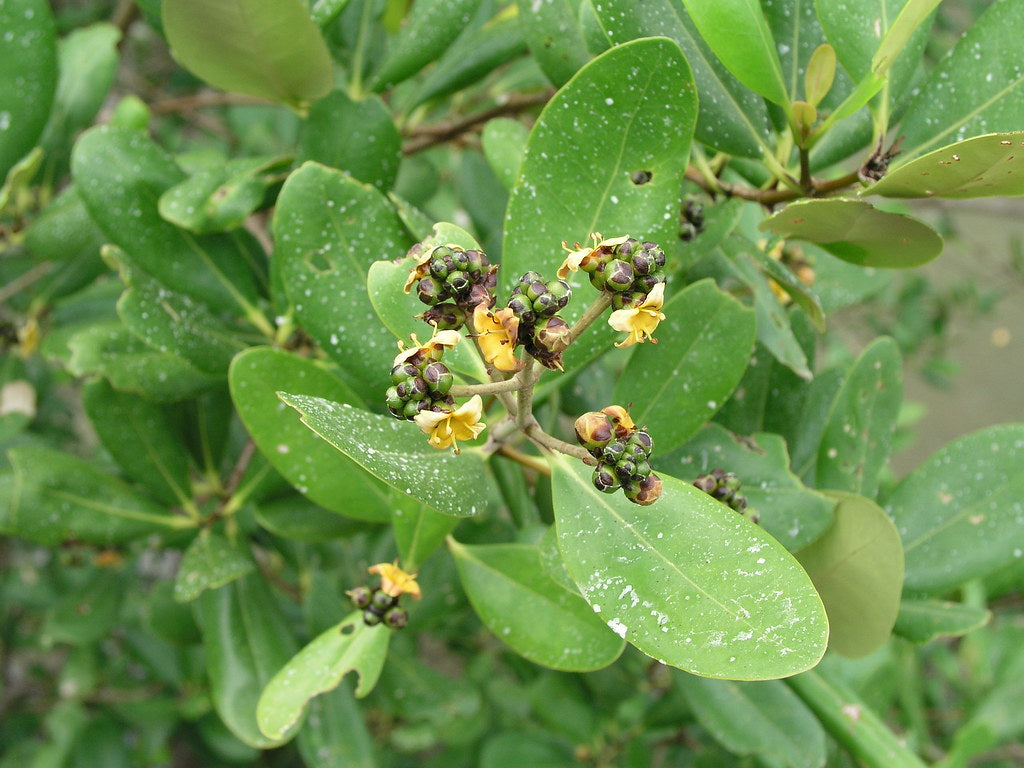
[630,170,653,185]
[340,622,357,636]
[305,249,335,274]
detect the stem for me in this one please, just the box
[449,376,522,397]
[525,423,596,465]
[515,357,539,428]
[497,444,551,476]
[786,669,929,768]
[799,146,813,192]
[566,293,612,347]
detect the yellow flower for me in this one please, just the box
[557,233,629,279]
[402,246,437,293]
[608,282,666,348]
[369,561,422,600]
[393,329,462,367]
[414,395,486,454]
[472,305,522,372]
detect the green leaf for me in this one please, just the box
[174,531,255,602]
[309,0,351,28]
[42,571,122,646]
[515,0,590,87]
[886,424,1024,595]
[481,733,575,768]
[861,132,1024,199]
[3,446,189,546]
[391,493,458,572]
[256,613,389,740]
[749,246,826,332]
[593,0,771,158]
[280,393,499,518]
[796,491,903,658]
[503,37,696,371]
[680,0,788,106]
[195,574,300,748]
[815,337,902,498]
[805,45,837,108]
[162,0,332,107]
[274,162,411,396]
[896,0,1024,162]
[159,155,289,233]
[0,0,57,178]
[71,126,261,314]
[481,118,528,191]
[298,91,401,191]
[676,676,826,768]
[551,455,828,679]
[255,495,367,542]
[759,199,943,268]
[82,378,192,507]
[870,0,941,79]
[67,322,221,403]
[229,347,391,522]
[449,540,625,671]
[657,423,835,553]
[296,686,376,768]
[613,279,756,455]
[371,0,485,91]
[893,599,991,644]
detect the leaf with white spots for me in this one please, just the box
[815,337,902,499]
[502,37,697,372]
[280,393,499,518]
[174,530,255,603]
[551,454,828,680]
[614,279,756,456]
[449,540,625,671]
[886,424,1024,595]
[229,347,391,522]
[256,613,389,741]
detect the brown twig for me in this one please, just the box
[150,91,274,115]
[525,423,595,465]
[402,90,553,155]
[684,165,861,207]
[223,439,257,499]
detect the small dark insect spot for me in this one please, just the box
[630,170,653,185]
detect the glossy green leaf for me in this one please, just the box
[759,199,943,268]
[870,0,941,78]
[299,91,401,191]
[680,0,788,106]
[82,378,192,506]
[815,337,902,498]
[392,493,457,572]
[481,118,528,191]
[657,423,835,553]
[162,0,332,107]
[886,424,1024,595]
[174,531,255,602]
[67,322,221,403]
[256,613,389,740]
[280,393,499,518]
[159,155,289,233]
[862,132,1024,199]
[614,279,756,455]
[893,599,991,644]
[309,0,351,27]
[274,162,411,397]
[229,347,391,522]
[503,37,696,372]
[677,676,826,768]
[42,571,122,646]
[796,491,903,658]
[0,0,57,178]
[195,574,299,748]
[897,0,1024,162]
[255,496,367,542]
[449,540,625,671]
[3,446,189,546]
[371,0,484,90]
[515,0,589,87]
[750,246,826,332]
[805,45,837,108]
[789,367,845,481]
[71,126,261,313]
[296,686,376,768]
[411,12,526,108]
[551,455,828,679]
[593,0,769,158]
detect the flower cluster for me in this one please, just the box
[679,197,705,242]
[693,469,758,522]
[404,244,497,330]
[575,405,663,505]
[348,562,421,629]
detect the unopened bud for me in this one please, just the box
[417,276,446,306]
[592,464,621,493]
[603,259,634,292]
[422,361,453,395]
[628,473,663,505]
[533,316,571,356]
[347,585,372,609]
[419,303,466,331]
[575,412,614,453]
[384,606,409,629]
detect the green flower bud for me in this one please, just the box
[395,377,427,401]
[428,254,450,280]
[390,362,418,385]
[680,222,698,242]
[588,269,608,291]
[610,290,648,311]
[626,473,663,505]
[419,302,467,331]
[602,440,626,464]
[372,589,396,612]
[403,399,429,420]
[614,238,638,258]
[533,316,571,356]
[645,241,667,268]
[545,279,571,310]
[507,294,534,322]
[683,199,705,229]
[525,279,548,302]
[384,606,409,629]
[347,585,372,609]
[422,361,453,395]
[465,249,487,277]
[631,249,655,276]
[385,386,404,417]
[450,247,471,272]
[574,411,614,453]
[635,270,666,294]
[445,270,471,297]
[518,271,543,287]
[417,276,446,306]
[603,259,634,292]
[533,292,559,316]
[363,608,382,626]
[693,473,718,493]
[592,464,621,493]
[614,458,637,481]
[632,430,654,454]
[633,459,652,478]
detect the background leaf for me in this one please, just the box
[796,491,904,658]
[162,0,333,106]
[514,0,590,87]
[391,493,457,572]
[173,530,255,603]
[552,456,828,679]
[281,393,499,518]
[893,599,991,644]
[449,540,625,671]
[613,279,756,455]
[885,424,1024,595]
[481,117,528,191]
[296,686,377,768]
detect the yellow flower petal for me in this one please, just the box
[393,329,462,367]
[608,282,666,348]
[369,561,422,599]
[473,305,522,372]
[414,395,486,453]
